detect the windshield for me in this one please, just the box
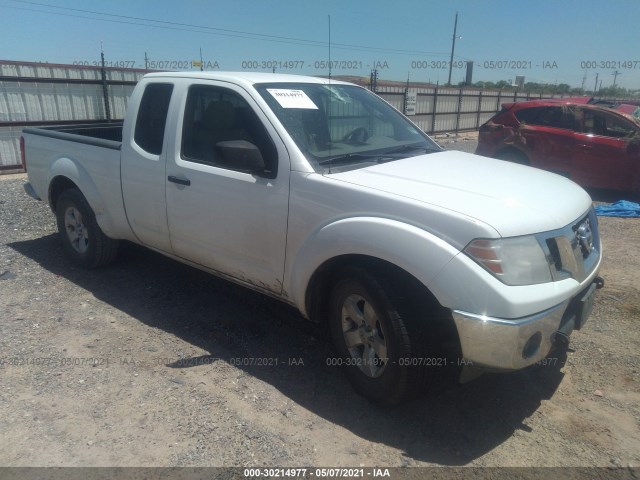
[255,82,441,173]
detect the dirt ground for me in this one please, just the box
[1,140,639,473]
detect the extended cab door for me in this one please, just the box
[121,81,175,252]
[164,81,290,294]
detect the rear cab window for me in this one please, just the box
[134,83,174,155]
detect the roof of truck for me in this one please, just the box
[143,71,352,87]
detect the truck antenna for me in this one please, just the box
[327,14,332,173]
[328,15,332,81]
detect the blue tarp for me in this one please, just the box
[594,200,640,217]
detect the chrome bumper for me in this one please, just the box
[451,279,601,370]
[452,304,566,370]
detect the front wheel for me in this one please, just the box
[55,188,119,268]
[328,267,434,405]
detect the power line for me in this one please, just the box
[4,0,453,57]
[10,0,326,46]
[0,4,324,49]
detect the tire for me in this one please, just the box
[55,188,119,268]
[328,266,435,405]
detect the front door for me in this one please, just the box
[165,82,290,294]
[572,108,638,190]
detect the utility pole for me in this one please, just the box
[199,47,204,71]
[328,15,332,81]
[100,42,111,123]
[593,73,598,94]
[144,51,149,71]
[581,72,587,93]
[612,70,620,87]
[404,72,410,114]
[370,69,378,92]
[447,12,459,86]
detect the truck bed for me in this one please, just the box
[22,121,124,149]
[21,120,132,241]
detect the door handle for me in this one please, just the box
[168,175,191,186]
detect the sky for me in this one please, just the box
[1,0,639,90]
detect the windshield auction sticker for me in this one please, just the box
[267,89,318,109]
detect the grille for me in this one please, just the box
[538,209,600,283]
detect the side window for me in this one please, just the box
[134,83,173,155]
[515,106,566,129]
[181,85,277,176]
[515,107,543,124]
[581,109,637,138]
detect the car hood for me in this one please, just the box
[330,150,593,238]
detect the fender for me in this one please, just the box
[286,216,462,316]
[47,156,125,239]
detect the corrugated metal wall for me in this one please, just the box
[0,62,142,82]
[0,126,22,168]
[376,86,553,135]
[0,81,133,122]
[0,61,143,171]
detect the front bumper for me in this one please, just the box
[452,277,603,370]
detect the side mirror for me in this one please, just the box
[215,140,266,174]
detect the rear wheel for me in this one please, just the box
[328,266,435,405]
[55,188,118,268]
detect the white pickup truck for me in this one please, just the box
[22,72,603,405]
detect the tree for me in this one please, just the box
[598,85,629,98]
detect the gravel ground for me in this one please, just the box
[1,137,639,473]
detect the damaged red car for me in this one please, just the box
[476,100,640,192]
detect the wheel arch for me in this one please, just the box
[49,175,79,212]
[46,157,119,237]
[287,216,461,319]
[305,254,445,326]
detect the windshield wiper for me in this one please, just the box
[318,144,440,169]
[382,144,440,155]
[317,153,381,166]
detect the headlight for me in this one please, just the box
[463,236,552,286]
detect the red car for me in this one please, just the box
[616,103,640,119]
[476,100,640,192]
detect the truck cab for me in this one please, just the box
[22,72,604,405]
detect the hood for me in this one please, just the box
[330,150,593,238]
